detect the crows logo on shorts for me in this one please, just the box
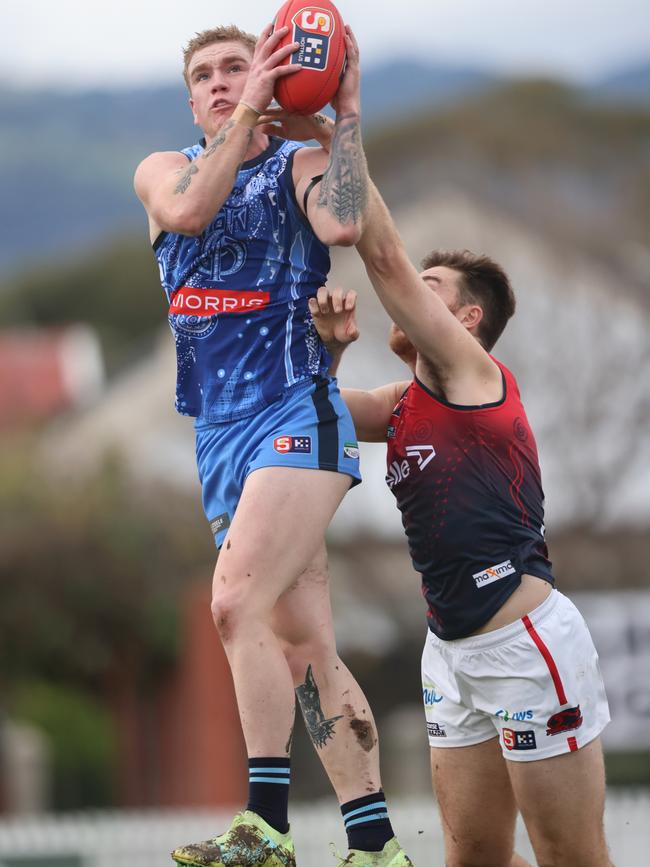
[546,705,583,736]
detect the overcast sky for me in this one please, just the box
[3,0,649,89]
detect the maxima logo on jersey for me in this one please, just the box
[169,287,270,317]
[472,559,517,588]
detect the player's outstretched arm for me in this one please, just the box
[356,182,496,383]
[309,286,408,442]
[134,24,300,240]
[291,27,369,247]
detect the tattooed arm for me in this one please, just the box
[134,24,301,242]
[291,27,369,247]
[133,121,254,242]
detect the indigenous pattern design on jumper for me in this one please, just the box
[154,137,331,422]
[386,360,554,640]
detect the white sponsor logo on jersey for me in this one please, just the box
[405,444,436,470]
[472,559,516,588]
[386,459,410,489]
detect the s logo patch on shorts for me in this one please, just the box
[503,728,537,751]
[273,435,312,454]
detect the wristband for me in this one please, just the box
[232,101,261,129]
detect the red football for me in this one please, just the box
[273,0,347,115]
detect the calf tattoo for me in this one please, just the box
[296,664,343,749]
[317,113,368,224]
[285,723,294,755]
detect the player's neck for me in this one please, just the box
[244,130,271,163]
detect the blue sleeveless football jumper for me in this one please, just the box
[154,137,332,423]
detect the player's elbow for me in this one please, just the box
[318,221,363,248]
[160,205,210,237]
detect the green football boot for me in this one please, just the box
[335,837,414,866]
[171,810,296,867]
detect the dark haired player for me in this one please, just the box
[310,189,612,866]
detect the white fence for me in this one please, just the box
[0,792,648,866]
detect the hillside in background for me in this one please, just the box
[2,75,649,376]
[369,79,650,303]
[1,57,649,273]
[592,60,650,104]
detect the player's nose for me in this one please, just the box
[211,75,228,92]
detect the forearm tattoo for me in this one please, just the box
[295,664,342,749]
[317,113,368,224]
[173,120,252,195]
[174,163,198,194]
[202,119,241,159]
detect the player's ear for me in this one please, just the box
[189,97,199,125]
[461,304,483,331]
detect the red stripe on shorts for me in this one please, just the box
[567,736,578,752]
[522,614,568,705]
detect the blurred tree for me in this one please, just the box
[0,442,214,809]
[0,239,162,373]
[11,682,116,809]
[0,442,211,689]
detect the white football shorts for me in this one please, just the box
[420,589,610,761]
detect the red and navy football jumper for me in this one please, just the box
[386,360,554,640]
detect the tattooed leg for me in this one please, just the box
[285,723,294,756]
[296,664,343,749]
[272,546,382,803]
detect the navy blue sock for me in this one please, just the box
[246,757,290,834]
[341,791,394,852]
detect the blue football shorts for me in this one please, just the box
[194,375,362,548]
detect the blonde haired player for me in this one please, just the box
[135,19,411,867]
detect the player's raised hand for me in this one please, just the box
[331,25,360,116]
[240,24,302,114]
[309,286,359,349]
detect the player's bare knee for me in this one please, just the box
[526,824,610,867]
[210,583,251,643]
